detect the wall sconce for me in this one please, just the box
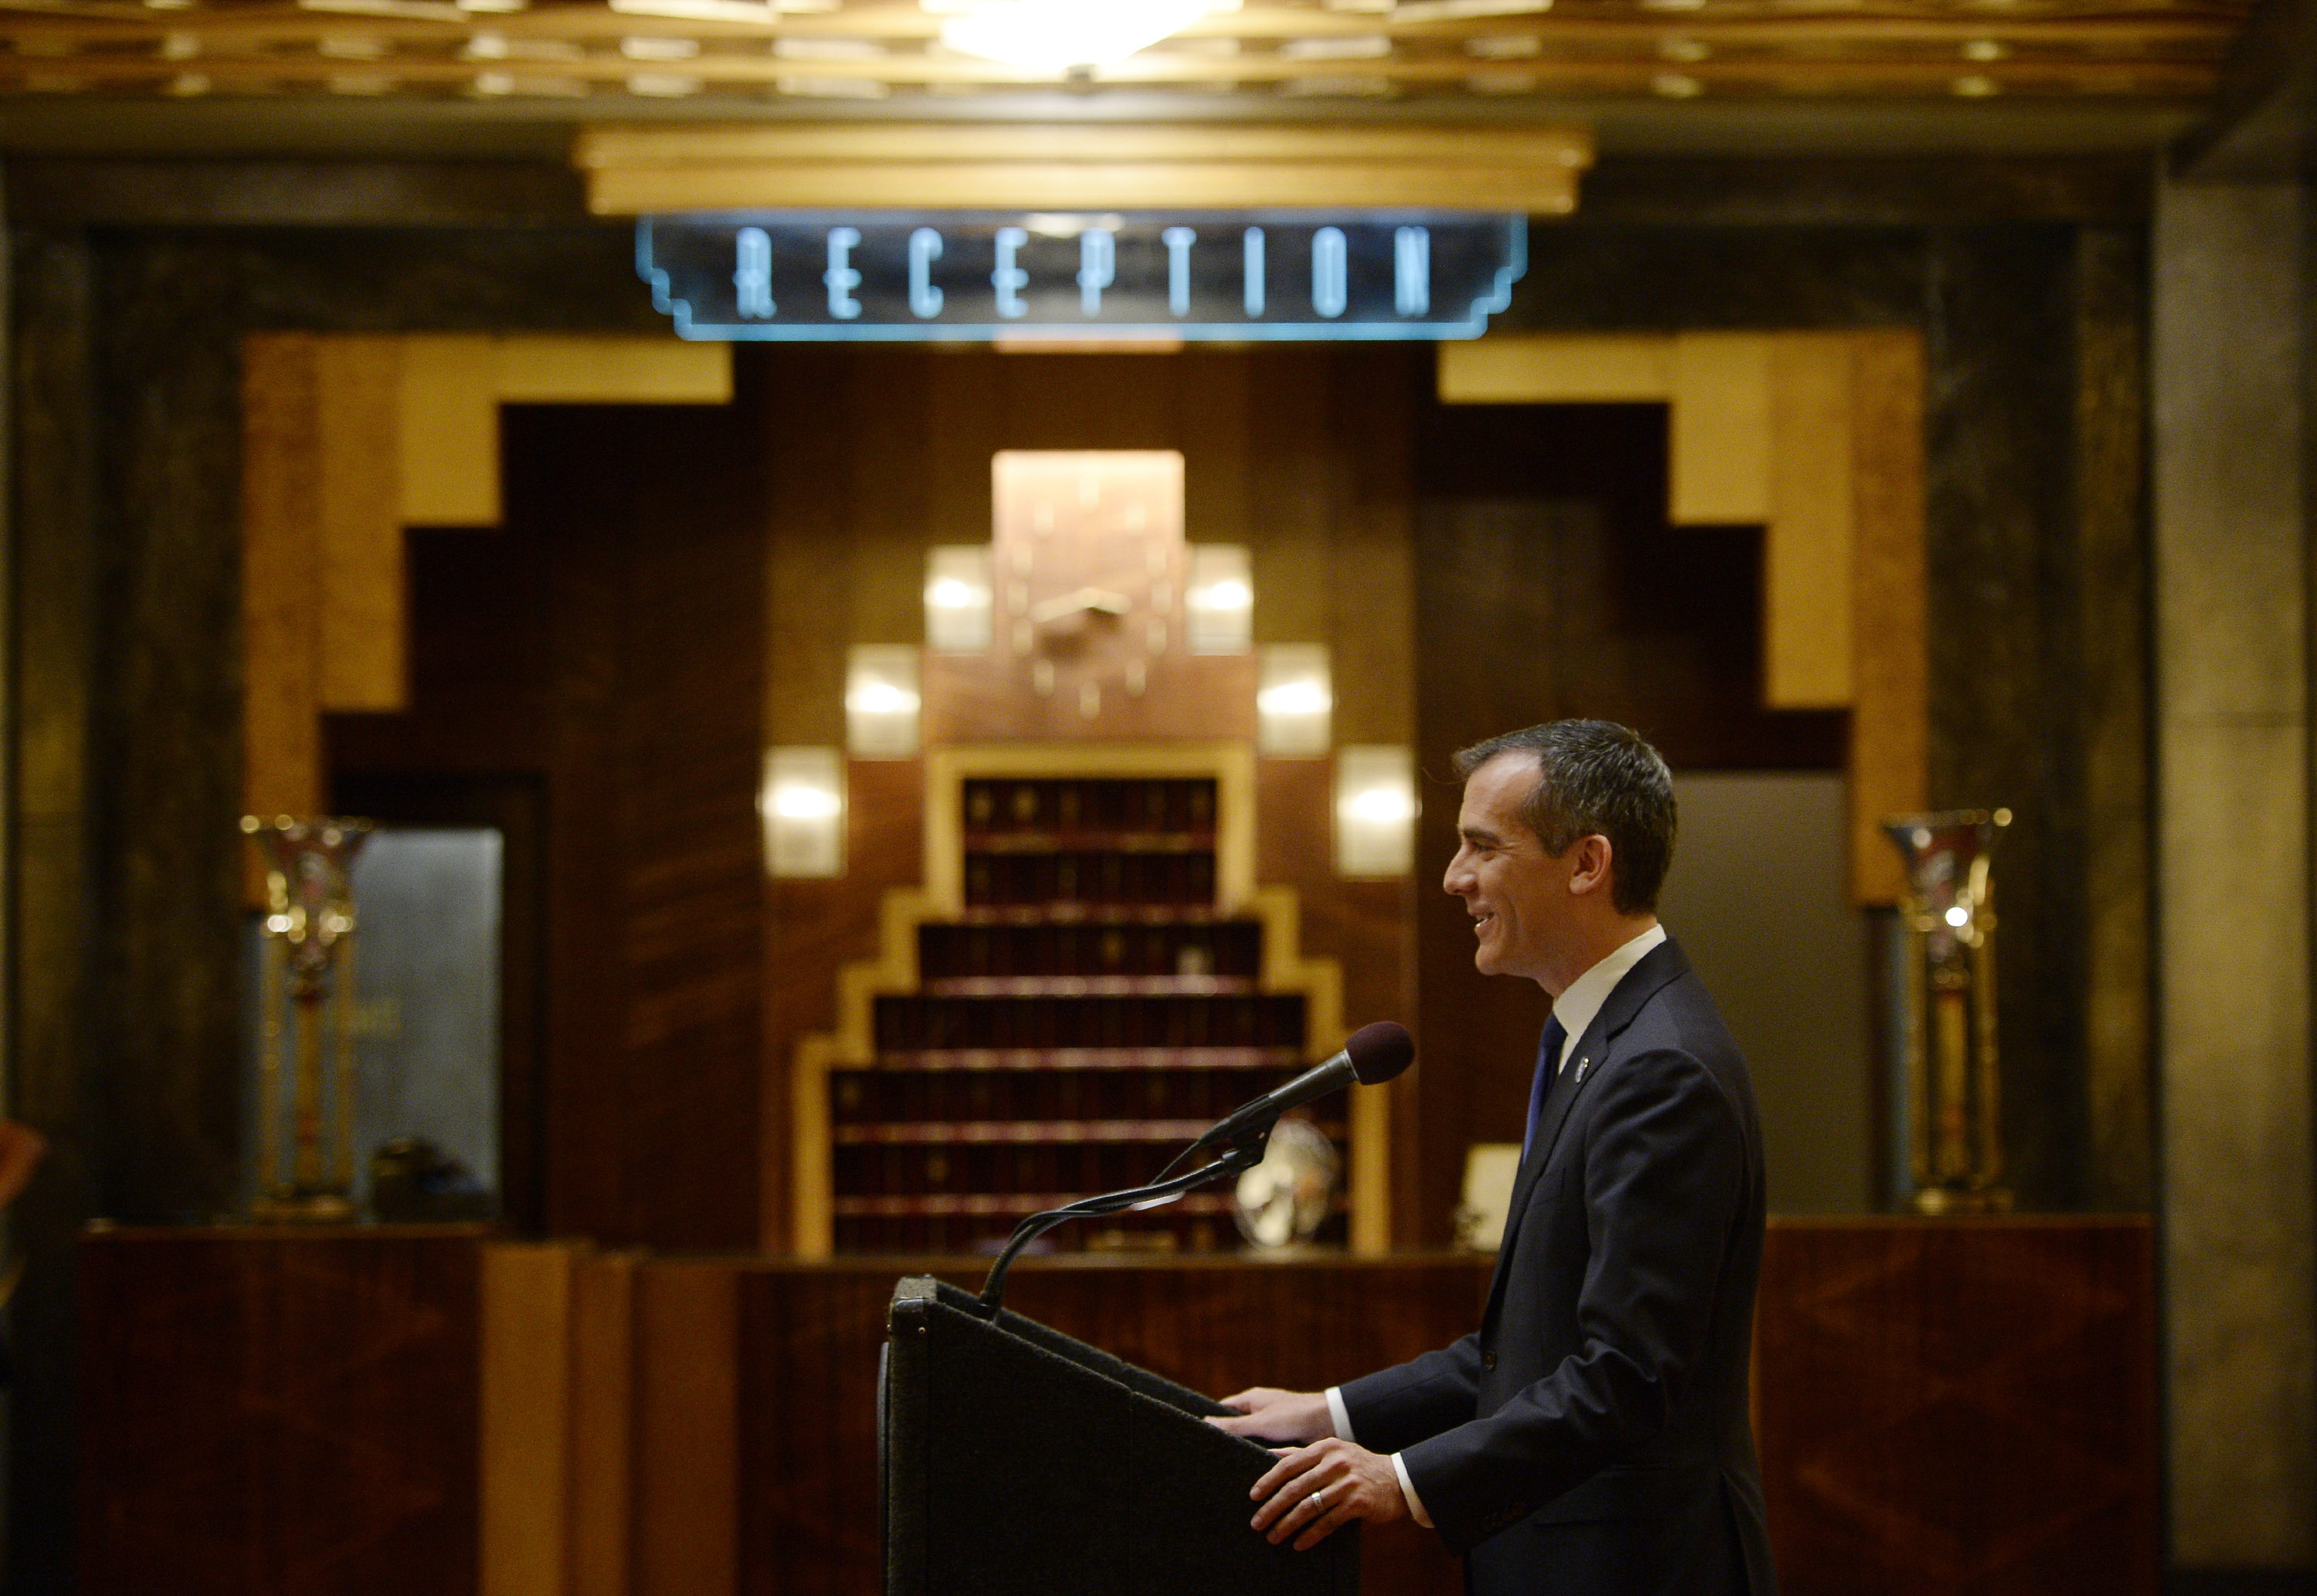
[1335,744,1416,877]
[924,545,994,652]
[762,747,846,877]
[1185,544,1252,653]
[1257,645,1332,757]
[846,645,921,757]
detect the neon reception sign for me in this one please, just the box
[638,212,1526,341]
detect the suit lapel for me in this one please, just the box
[1478,938,1693,1330]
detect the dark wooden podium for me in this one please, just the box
[880,1276,1356,1595]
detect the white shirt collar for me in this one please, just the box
[1547,923,1667,1072]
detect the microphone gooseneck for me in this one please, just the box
[972,1021,1416,1317]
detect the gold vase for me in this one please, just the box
[1882,808,2011,1215]
[243,815,372,1222]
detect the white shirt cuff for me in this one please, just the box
[1390,1452,1434,1529]
[1325,1385,1353,1441]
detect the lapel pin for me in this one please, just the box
[1575,1058,1591,1083]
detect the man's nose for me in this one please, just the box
[1443,849,1470,895]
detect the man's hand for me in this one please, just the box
[1248,1438,1406,1550]
[1206,1387,1334,1445]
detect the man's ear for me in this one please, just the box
[1566,834,1615,898]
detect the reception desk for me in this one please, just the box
[78,1218,2154,1596]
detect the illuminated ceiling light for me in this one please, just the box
[846,645,923,758]
[319,34,390,57]
[925,547,995,652]
[623,34,701,56]
[1658,36,1708,60]
[1258,645,1332,757]
[628,72,705,93]
[1280,73,1396,94]
[1961,37,2008,59]
[1651,69,1702,95]
[762,747,845,877]
[160,31,199,57]
[1336,746,1416,877]
[459,0,530,13]
[1186,545,1253,653]
[1281,33,1389,58]
[1952,72,1998,94]
[464,31,581,59]
[773,35,887,56]
[300,0,467,20]
[611,0,777,23]
[774,73,890,96]
[165,70,211,93]
[1391,0,1546,19]
[938,0,1240,72]
[1465,33,1540,56]
[1639,0,1705,10]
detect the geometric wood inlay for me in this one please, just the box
[1754,1218,2159,1596]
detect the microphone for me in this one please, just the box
[1189,1021,1415,1153]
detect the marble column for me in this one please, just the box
[2152,175,2317,1565]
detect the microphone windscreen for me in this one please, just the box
[1344,1021,1416,1086]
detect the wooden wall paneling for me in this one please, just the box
[734,1266,897,1596]
[761,345,853,748]
[314,334,407,713]
[1847,331,1931,905]
[1669,332,1773,526]
[1319,347,1422,1244]
[604,396,766,1250]
[924,348,1004,550]
[481,1242,580,1596]
[1322,344,1420,751]
[1754,1218,2158,1596]
[571,1252,640,1596]
[634,1262,739,1596]
[1764,334,1857,710]
[1000,348,1180,448]
[399,334,501,527]
[845,350,937,650]
[241,333,326,854]
[77,1228,486,1596]
[1245,350,1332,648]
[1176,349,1253,546]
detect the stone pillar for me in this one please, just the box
[2152,175,2317,1566]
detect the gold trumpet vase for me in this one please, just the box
[243,815,373,1222]
[1882,808,2012,1215]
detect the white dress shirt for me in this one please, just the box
[1328,921,1667,1529]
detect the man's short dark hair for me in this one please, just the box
[1451,720,1677,914]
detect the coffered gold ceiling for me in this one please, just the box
[0,0,2256,107]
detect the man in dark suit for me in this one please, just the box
[1212,719,1774,1596]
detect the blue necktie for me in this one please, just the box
[1521,1015,1569,1163]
